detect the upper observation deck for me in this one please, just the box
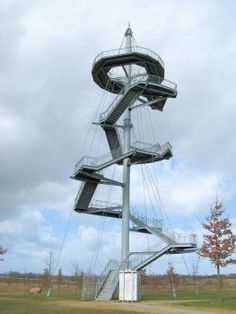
[92,46,165,94]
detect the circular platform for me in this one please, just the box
[92,46,165,94]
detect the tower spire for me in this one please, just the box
[125,23,133,52]
[125,22,133,37]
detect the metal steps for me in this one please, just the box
[72,141,173,214]
[96,270,118,301]
[129,213,177,244]
[100,89,138,124]
[102,127,122,157]
[74,181,99,211]
[79,204,197,300]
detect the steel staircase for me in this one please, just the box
[72,43,178,215]
[100,89,138,125]
[102,127,122,158]
[74,182,99,210]
[96,270,119,301]
[129,213,177,244]
[79,204,196,300]
[72,141,173,214]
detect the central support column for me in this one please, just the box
[121,112,131,269]
[121,25,133,270]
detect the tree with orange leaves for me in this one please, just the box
[198,200,236,300]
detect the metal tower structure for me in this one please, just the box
[71,26,197,301]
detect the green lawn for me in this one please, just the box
[0,293,137,314]
[142,289,236,311]
[0,290,235,313]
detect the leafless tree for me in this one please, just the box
[0,245,7,261]
[72,262,83,291]
[166,262,179,298]
[198,200,236,300]
[44,251,56,275]
[56,268,63,291]
[43,251,56,296]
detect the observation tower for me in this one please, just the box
[71,26,197,301]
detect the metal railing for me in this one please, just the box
[129,73,177,90]
[96,259,120,296]
[81,273,99,300]
[130,140,172,156]
[74,148,122,173]
[93,45,164,68]
[74,140,170,174]
[128,244,172,270]
[99,86,125,121]
[130,209,162,229]
[90,199,121,209]
[128,232,197,270]
[74,182,87,206]
[87,201,197,247]
[99,73,177,122]
[130,209,197,245]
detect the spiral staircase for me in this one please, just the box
[72,26,197,301]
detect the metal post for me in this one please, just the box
[121,25,133,270]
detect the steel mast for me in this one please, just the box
[121,25,133,270]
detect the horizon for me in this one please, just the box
[0,0,236,277]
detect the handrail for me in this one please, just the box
[74,141,172,174]
[129,244,173,270]
[99,73,177,122]
[87,202,197,246]
[100,86,125,121]
[74,183,85,205]
[96,259,120,295]
[130,209,197,245]
[129,73,177,90]
[90,199,121,209]
[93,45,164,68]
[74,147,122,173]
[131,141,172,156]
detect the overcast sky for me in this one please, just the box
[1,0,236,277]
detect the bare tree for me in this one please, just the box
[56,268,63,291]
[42,268,51,291]
[0,245,7,261]
[198,200,236,300]
[43,251,56,296]
[166,262,179,298]
[72,262,82,291]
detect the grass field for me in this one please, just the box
[0,293,138,314]
[142,290,236,311]
[0,290,236,314]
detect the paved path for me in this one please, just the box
[121,302,222,314]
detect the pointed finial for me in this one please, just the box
[125,22,133,37]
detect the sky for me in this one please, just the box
[0,0,236,277]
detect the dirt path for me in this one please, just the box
[58,300,235,314]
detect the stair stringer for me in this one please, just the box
[129,214,177,245]
[95,270,119,301]
[130,243,195,271]
[74,181,99,211]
